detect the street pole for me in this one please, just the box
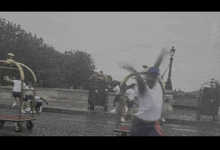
[165,46,176,90]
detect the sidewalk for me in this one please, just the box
[1,97,220,127]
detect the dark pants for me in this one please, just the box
[113,95,120,107]
[13,91,21,99]
[36,102,42,109]
[30,101,42,109]
[114,95,120,103]
[130,118,160,136]
[23,95,34,101]
[127,100,134,108]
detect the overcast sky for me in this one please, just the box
[1,12,220,92]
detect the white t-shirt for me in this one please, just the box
[25,86,34,95]
[34,96,42,102]
[135,80,163,121]
[126,88,136,101]
[113,85,120,95]
[13,80,26,92]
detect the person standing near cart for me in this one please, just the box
[110,83,121,113]
[33,96,49,113]
[110,83,126,122]
[125,83,137,117]
[23,82,35,112]
[4,76,26,113]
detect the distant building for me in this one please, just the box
[173,88,184,98]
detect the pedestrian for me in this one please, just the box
[23,82,35,112]
[110,83,121,113]
[4,75,26,113]
[120,49,168,136]
[125,83,137,117]
[33,96,48,113]
[129,66,164,136]
[110,83,127,122]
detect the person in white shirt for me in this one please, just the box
[110,83,120,112]
[129,66,164,136]
[4,76,26,113]
[120,49,168,136]
[23,82,35,112]
[34,96,48,113]
[110,83,127,122]
[125,83,137,117]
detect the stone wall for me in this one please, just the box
[0,86,115,103]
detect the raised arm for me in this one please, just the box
[40,97,49,104]
[120,63,147,97]
[4,76,13,83]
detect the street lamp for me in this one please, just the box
[165,46,176,90]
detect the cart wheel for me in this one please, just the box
[13,122,22,132]
[196,114,201,120]
[26,121,33,129]
[0,120,5,126]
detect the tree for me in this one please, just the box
[61,50,96,88]
[0,18,96,88]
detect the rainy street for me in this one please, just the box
[1,12,220,136]
[1,108,220,136]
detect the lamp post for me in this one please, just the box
[165,46,176,90]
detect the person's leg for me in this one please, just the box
[23,95,31,111]
[126,100,134,117]
[30,100,36,113]
[23,95,29,109]
[36,102,43,112]
[12,98,17,107]
[110,95,120,113]
[18,95,26,113]
[149,129,160,136]
[39,102,43,112]
[26,95,33,109]
[130,118,160,136]
[113,97,116,107]
[130,119,146,136]
[113,95,120,107]
[12,92,17,107]
[152,121,165,136]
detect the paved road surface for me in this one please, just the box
[0,108,119,136]
[163,123,220,136]
[1,108,220,136]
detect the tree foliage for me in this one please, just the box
[0,18,96,88]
